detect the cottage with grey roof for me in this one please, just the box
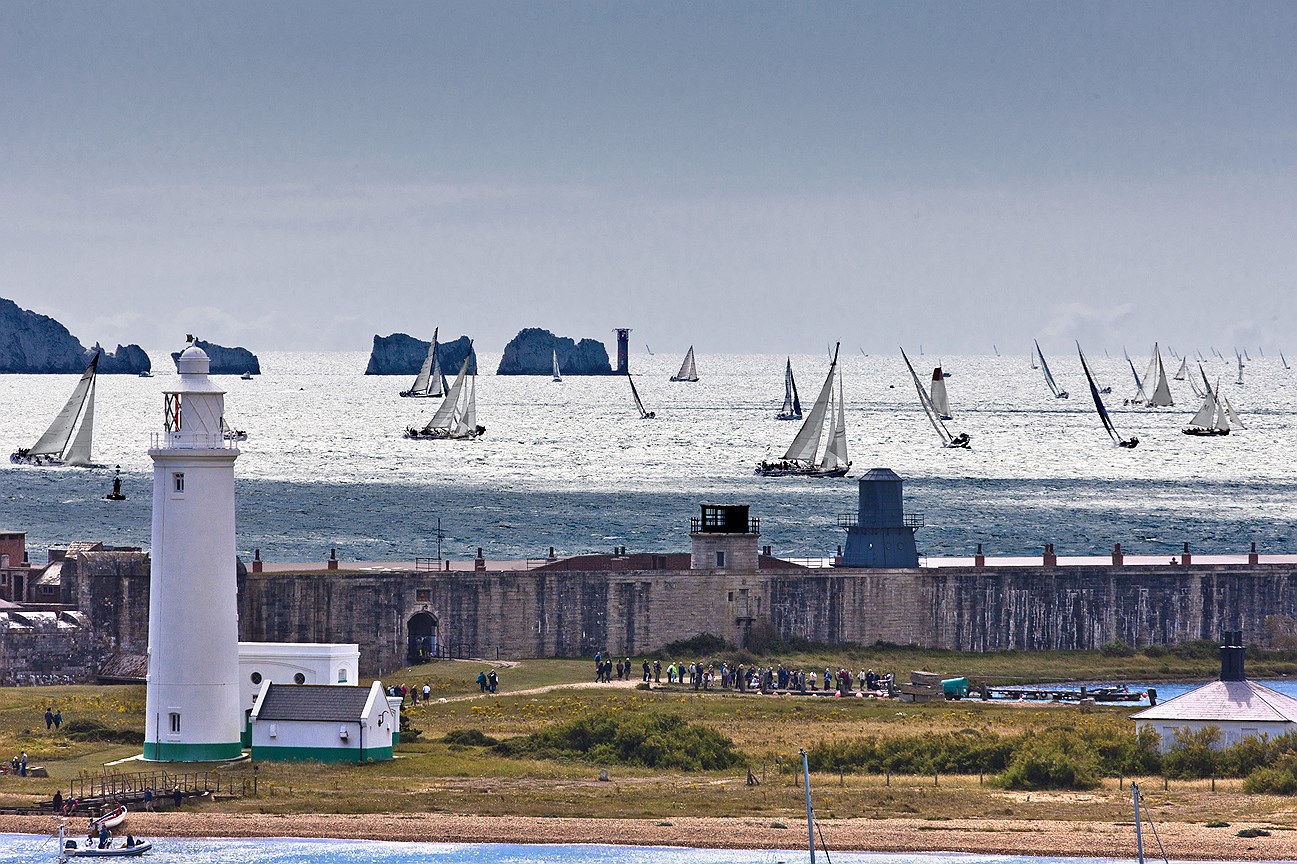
[249,680,398,763]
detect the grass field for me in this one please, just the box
[3,650,1296,827]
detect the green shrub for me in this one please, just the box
[1100,640,1134,657]
[497,710,742,771]
[60,718,143,745]
[1163,727,1222,778]
[1237,828,1271,837]
[996,735,1101,790]
[658,634,730,656]
[809,731,1013,775]
[1245,754,1297,794]
[441,728,498,747]
[1206,820,1230,828]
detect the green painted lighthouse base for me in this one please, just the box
[142,740,244,762]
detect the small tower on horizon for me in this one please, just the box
[143,344,243,761]
[614,328,631,375]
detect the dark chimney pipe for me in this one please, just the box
[1220,630,1246,681]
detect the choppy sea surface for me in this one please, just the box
[1,350,1294,563]
[0,836,1253,864]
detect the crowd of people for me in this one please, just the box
[591,651,893,695]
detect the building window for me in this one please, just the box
[250,672,262,685]
[0,554,8,567]
[338,668,348,683]
[416,589,431,602]
[715,551,726,568]
[294,672,306,684]
[173,473,185,493]
[169,712,181,734]
[728,592,734,602]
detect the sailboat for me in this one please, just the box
[1034,340,1069,399]
[901,348,970,449]
[400,329,447,398]
[1222,393,1244,430]
[669,346,699,382]
[1283,352,1291,370]
[756,343,850,477]
[1144,343,1174,407]
[1078,344,1137,448]
[1124,350,1149,405]
[645,343,654,355]
[1029,349,1038,370]
[10,353,99,467]
[1235,353,1245,386]
[628,375,655,419]
[776,357,802,420]
[929,366,952,420]
[551,349,562,382]
[220,417,247,442]
[1173,355,1188,381]
[1183,372,1229,436]
[404,350,485,440]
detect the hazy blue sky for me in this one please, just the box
[1,2,1294,355]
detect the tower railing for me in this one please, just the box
[150,432,236,450]
[838,513,925,528]
[689,517,760,534]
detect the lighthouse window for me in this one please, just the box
[169,712,181,734]
[173,473,185,493]
[715,551,726,568]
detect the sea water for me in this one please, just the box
[0,835,1235,864]
[1,350,1293,563]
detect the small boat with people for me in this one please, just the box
[900,348,970,449]
[400,328,447,398]
[775,357,802,420]
[10,353,99,467]
[669,346,699,382]
[1078,344,1137,448]
[405,350,485,440]
[88,805,127,831]
[1033,340,1068,399]
[756,343,850,477]
[628,375,655,419]
[59,823,151,859]
[1183,369,1230,436]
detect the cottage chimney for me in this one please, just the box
[1220,630,1245,681]
[1249,542,1259,565]
[974,543,985,568]
[1181,542,1192,566]
[1112,543,1124,566]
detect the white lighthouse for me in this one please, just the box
[143,344,243,761]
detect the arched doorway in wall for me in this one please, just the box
[407,611,438,663]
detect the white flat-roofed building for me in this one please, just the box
[237,642,360,711]
[1132,631,1297,751]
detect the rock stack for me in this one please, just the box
[899,670,944,704]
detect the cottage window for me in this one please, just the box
[169,712,181,734]
[250,672,262,685]
[337,668,348,683]
[294,672,306,684]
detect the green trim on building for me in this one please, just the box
[143,740,244,762]
[250,744,393,764]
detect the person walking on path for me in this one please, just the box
[53,709,62,730]
[143,788,154,812]
[172,787,182,810]
[476,671,488,693]
[44,708,54,730]
[19,752,27,778]
[487,669,498,693]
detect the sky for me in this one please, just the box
[1,2,1295,356]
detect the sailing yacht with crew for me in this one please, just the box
[929,365,952,420]
[1183,370,1229,436]
[10,352,99,467]
[1143,343,1174,407]
[776,357,802,420]
[1078,344,1137,448]
[404,350,485,440]
[551,349,562,382]
[756,344,850,477]
[628,375,655,419]
[670,346,699,382]
[1034,340,1069,399]
[400,329,447,398]
[901,348,970,449]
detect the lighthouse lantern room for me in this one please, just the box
[143,344,243,761]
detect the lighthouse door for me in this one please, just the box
[407,612,438,663]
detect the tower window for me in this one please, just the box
[173,473,185,493]
[169,712,181,734]
[716,551,726,568]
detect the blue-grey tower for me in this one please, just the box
[839,468,921,568]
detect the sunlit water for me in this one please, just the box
[1,350,1293,563]
[0,835,1245,864]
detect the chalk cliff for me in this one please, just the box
[496,328,612,375]
[364,333,477,376]
[0,297,151,374]
[170,340,261,375]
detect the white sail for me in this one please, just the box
[552,349,562,382]
[780,357,801,417]
[1283,352,1290,370]
[782,350,837,462]
[1173,356,1188,381]
[1214,399,1230,432]
[423,356,470,433]
[1034,340,1067,398]
[63,376,95,466]
[28,354,99,458]
[929,367,951,419]
[1147,344,1173,407]
[411,343,435,394]
[459,374,478,435]
[1140,347,1159,397]
[1188,391,1217,429]
[1030,350,1038,370]
[901,348,953,446]
[1223,394,1243,430]
[672,346,698,381]
[1236,354,1245,385]
[818,372,848,472]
